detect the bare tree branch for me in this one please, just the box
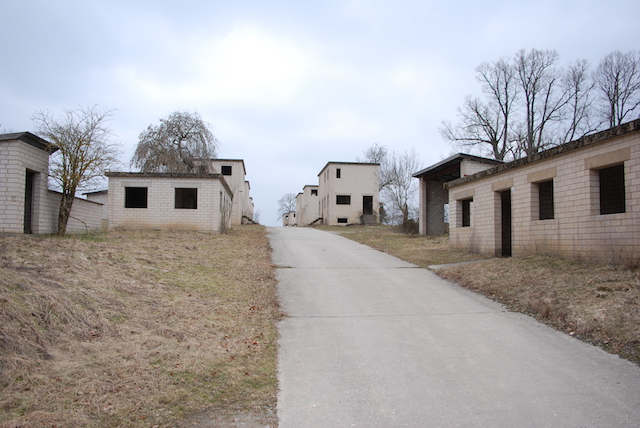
[32,105,121,235]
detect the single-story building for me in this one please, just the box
[106,172,233,233]
[444,119,640,265]
[0,132,104,234]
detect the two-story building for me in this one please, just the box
[207,159,254,225]
[317,162,380,226]
[295,185,320,226]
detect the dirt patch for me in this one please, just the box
[0,226,280,427]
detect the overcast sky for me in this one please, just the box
[2,0,639,226]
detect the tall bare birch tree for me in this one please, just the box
[32,106,120,235]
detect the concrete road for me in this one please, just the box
[269,227,640,427]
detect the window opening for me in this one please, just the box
[337,217,348,223]
[599,164,625,214]
[538,180,554,220]
[125,187,148,208]
[311,189,318,196]
[175,188,198,209]
[336,195,351,205]
[221,165,232,176]
[461,198,472,227]
[336,168,341,178]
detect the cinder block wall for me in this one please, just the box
[107,175,230,233]
[448,130,640,265]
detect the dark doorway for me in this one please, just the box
[501,190,512,257]
[363,196,373,215]
[24,171,35,234]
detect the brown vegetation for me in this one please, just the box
[0,226,280,427]
[333,225,640,365]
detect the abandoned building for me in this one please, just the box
[413,154,503,236]
[296,185,319,226]
[106,172,233,233]
[442,119,640,265]
[289,162,379,226]
[207,159,254,225]
[0,132,104,234]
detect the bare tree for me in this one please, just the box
[132,111,218,173]
[32,106,120,235]
[513,49,570,157]
[277,193,297,219]
[559,59,597,142]
[358,143,391,189]
[595,50,640,128]
[440,58,517,161]
[380,149,422,228]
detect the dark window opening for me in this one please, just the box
[311,189,318,196]
[336,195,351,205]
[221,165,232,176]
[461,198,472,227]
[538,180,554,220]
[336,168,341,178]
[175,188,198,209]
[599,164,625,215]
[125,187,148,208]
[337,217,348,223]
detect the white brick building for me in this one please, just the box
[0,132,104,234]
[106,172,233,233]
[444,119,640,265]
[207,159,254,224]
[317,162,379,226]
[295,185,320,226]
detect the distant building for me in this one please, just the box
[317,162,379,226]
[207,159,254,224]
[282,211,297,227]
[295,185,320,226]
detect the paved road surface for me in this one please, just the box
[269,227,640,427]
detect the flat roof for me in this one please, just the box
[445,118,640,189]
[0,132,58,153]
[412,153,502,182]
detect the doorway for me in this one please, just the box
[24,170,35,234]
[363,196,373,215]
[500,190,512,257]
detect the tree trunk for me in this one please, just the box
[57,191,75,235]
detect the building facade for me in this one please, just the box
[295,185,320,226]
[317,162,379,226]
[445,120,640,265]
[0,132,104,234]
[413,154,503,236]
[207,159,254,224]
[106,172,233,233]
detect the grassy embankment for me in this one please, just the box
[0,226,280,427]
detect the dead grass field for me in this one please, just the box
[0,226,280,428]
[330,225,640,365]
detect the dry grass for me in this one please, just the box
[331,226,640,365]
[0,226,280,428]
